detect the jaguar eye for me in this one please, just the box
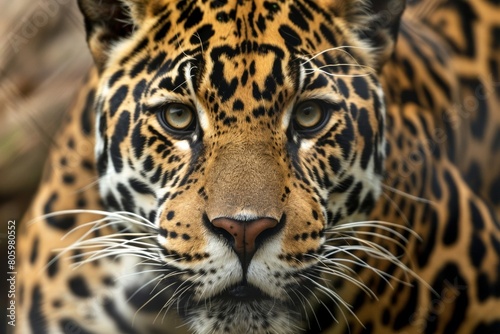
[158,103,196,133]
[293,100,329,133]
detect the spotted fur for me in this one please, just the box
[16,1,500,333]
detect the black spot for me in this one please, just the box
[241,70,249,86]
[308,75,329,90]
[62,173,75,185]
[44,193,76,230]
[68,276,92,298]
[469,233,486,268]
[103,298,137,334]
[331,175,354,193]
[491,234,500,256]
[233,99,244,111]
[129,178,155,196]
[30,237,39,264]
[442,171,459,245]
[278,25,302,48]
[104,192,120,211]
[403,117,418,136]
[393,281,418,330]
[328,155,341,174]
[382,308,391,325]
[256,13,266,32]
[431,170,442,199]
[82,159,94,171]
[464,161,482,194]
[319,22,337,46]
[81,89,95,135]
[490,177,500,205]
[131,122,146,159]
[132,79,147,104]
[210,52,238,102]
[468,83,488,141]
[154,20,171,42]
[110,111,131,173]
[358,107,374,170]
[103,276,115,286]
[335,116,355,159]
[159,227,168,237]
[252,106,266,118]
[166,211,175,220]
[149,210,157,223]
[108,70,124,87]
[352,77,370,99]
[109,85,128,117]
[76,197,87,208]
[29,286,47,334]
[147,52,167,74]
[47,255,59,278]
[117,183,136,212]
[184,7,204,30]
[472,321,500,334]
[252,81,272,101]
[417,205,437,267]
[337,78,350,98]
[190,24,215,45]
[492,127,500,153]
[130,56,149,78]
[288,5,309,30]
[476,272,490,302]
[72,250,84,264]
[359,191,375,214]
[363,322,374,333]
[426,263,468,333]
[351,289,366,312]
[96,115,108,175]
[346,182,362,215]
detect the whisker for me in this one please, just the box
[304,68,372,78]
[381,183,437,207]
[299,46,376,65]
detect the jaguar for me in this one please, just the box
[15,0,500,333]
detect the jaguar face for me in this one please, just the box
[86,0,401,331]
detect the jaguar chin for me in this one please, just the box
[181,284,303,334]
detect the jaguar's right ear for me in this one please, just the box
[77,0,150,71]
[325,0,406,71]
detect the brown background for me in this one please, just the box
[0,0,92,331]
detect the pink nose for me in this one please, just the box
[212,217,278,264]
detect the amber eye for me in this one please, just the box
[293,100,328,133]
[158,103,196,133]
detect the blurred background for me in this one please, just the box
[0,0,92,331]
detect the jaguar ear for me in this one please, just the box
[331,0,406,70]
[77,0,150,71]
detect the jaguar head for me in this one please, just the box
[79,0,405,332]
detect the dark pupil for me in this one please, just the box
[303,107,313,116]
[172,108,185,119]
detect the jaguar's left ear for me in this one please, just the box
[78,0,151,71]
[328,0,406,70]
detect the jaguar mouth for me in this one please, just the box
[215,282,269,302]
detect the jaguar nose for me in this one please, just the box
[211,217,279,268]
